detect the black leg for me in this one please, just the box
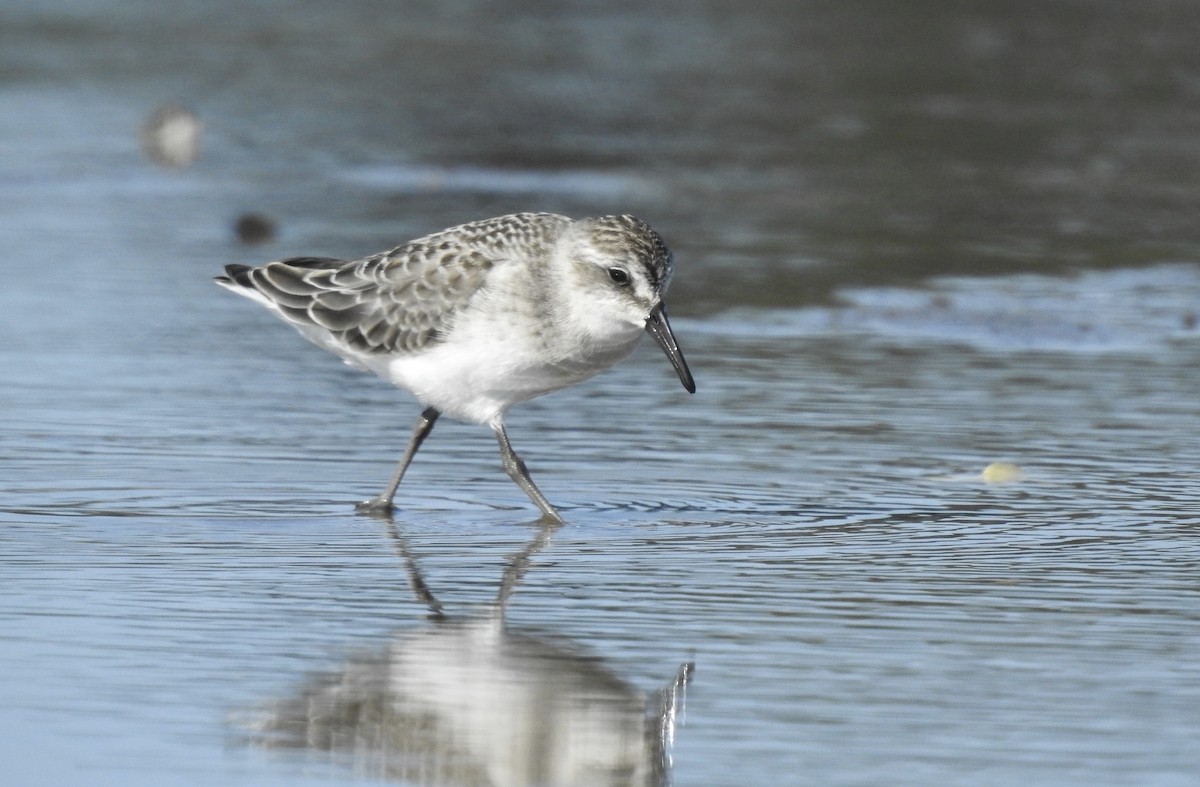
[491,423,565,524]
[356,407,440,514]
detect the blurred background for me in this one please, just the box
[4,2,1200,786]
[7,1,1200,305]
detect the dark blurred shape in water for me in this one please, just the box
[234,212,277,245]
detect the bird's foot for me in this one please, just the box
[355,497,394,518]
[537,508,567,527]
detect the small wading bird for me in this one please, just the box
[216,212,695,523]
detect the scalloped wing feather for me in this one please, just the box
[221,213,570,357]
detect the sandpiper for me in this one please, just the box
[216,212,694,522]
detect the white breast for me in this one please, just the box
[362,244,647,425]
[374,307,643,425]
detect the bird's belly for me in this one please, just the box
[376,327,643,425]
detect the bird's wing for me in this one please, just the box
[219,213,571,356]
[229,244,496,355]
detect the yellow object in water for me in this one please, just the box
[981,462,1024,484]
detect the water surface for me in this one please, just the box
[3,2,1200,785]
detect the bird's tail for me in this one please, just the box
[214,263,254,289]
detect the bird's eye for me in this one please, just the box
[607,267,630,285]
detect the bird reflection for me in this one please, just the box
[244,519,693,786]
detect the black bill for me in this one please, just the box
[645,302,696,394]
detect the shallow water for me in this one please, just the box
[4,2,1200,786]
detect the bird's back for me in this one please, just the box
[217,213,571,351]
